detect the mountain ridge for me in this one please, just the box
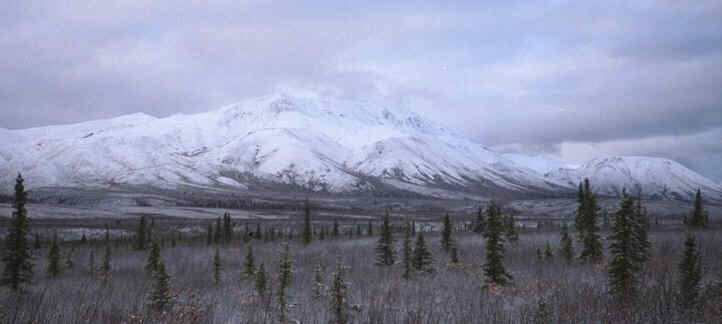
[1,91,719,202]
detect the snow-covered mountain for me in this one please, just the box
[546,156,722,201]
[0,90,719,201]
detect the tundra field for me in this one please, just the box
[1,204,721,324]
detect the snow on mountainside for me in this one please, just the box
[0,90,563,196]
[0,90,719,201]
[546,156,722,201]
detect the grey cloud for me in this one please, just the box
[0,1,720,179]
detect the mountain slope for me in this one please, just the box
[0,91,565,197]
[0,91,719,201]
[546,156,722,201]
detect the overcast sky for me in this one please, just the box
[1,1,721,181]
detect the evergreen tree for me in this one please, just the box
[213,247,221,286]
[148,259,173,312]
[678,233,702,313]
[255,223,262,241]
[312,261,325,299]
[688,189,708,228]
[483,201,512,287]
[101,244,111,275]
[473,206,486,234]
[214,217,222,244]
[608,194,639,301]
[302,199,313,245]
[242,245,256,278]
[329,259,349,324]
[277,244,293,324]
[135,216,147,250]
[367,221,374,236]
[441,213,453,252]
[1,174,34,291]
[223,212,233,243]
[206,223,213,246]
[578,179,603,262]
[88,250,95,274]
[147,217,155,246]
[34,233,41,249]
[411,220,417,237]
[574,182,585,235]
[412,231,434,273]
[80,233,87,244]
[65,248,74,270]
[47,233,62,278]
[504,214,519,243]
[145,241,161,274]
[319,227,326,241]
[559,223,574,264]
[279,244,293,289]
[544,242,554,260]
[356,224,362,237]
[449,246,460,265]
[632,196,651,267]
[255,263,267,297]
[332,219,340,238]
[402,222,413,280]
[533,298,552,324]
[375,210,395,266]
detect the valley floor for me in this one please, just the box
[1,224,721,323]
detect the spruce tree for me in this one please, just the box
[34,233,41,250]
[279,244,293,289]
[223,212,233,243]
[47,233,62,278]
[214,217,222,244]
[449,246,460,265]
[312,261,325,299]
[367,221,374,236]
[329,260,349,324]
[678,233,702,313]
[255,223,262,241]
[608,194,638,301]
[544,242,553,260]
[632,196,651,267]
[1,174,34,290]
[483,201,512,287]
[332,219,340,238]
[80,233,87,244]
[255,263,267,297]
[88,250,96,274]
[504,214,519,244]
[146,241,161,274]
[206,223,213,246]
[402,222,413,280]
[473,206,486,234]
[242,245,256,278]
[559,223,574,264]
[412,231,433,273]
[101,244,111,275]
[213,247,221,286]
[278,244,293,324]
[533,299,552,324]
[578,179,603,262]
[135,216,147,250]
[149,259,173,312]
[441,213,453,252]
[688,189,708,228]
[302,199,313,245]
[375,210,395,266]
[356,224,362,237]
[147,217,155,246]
